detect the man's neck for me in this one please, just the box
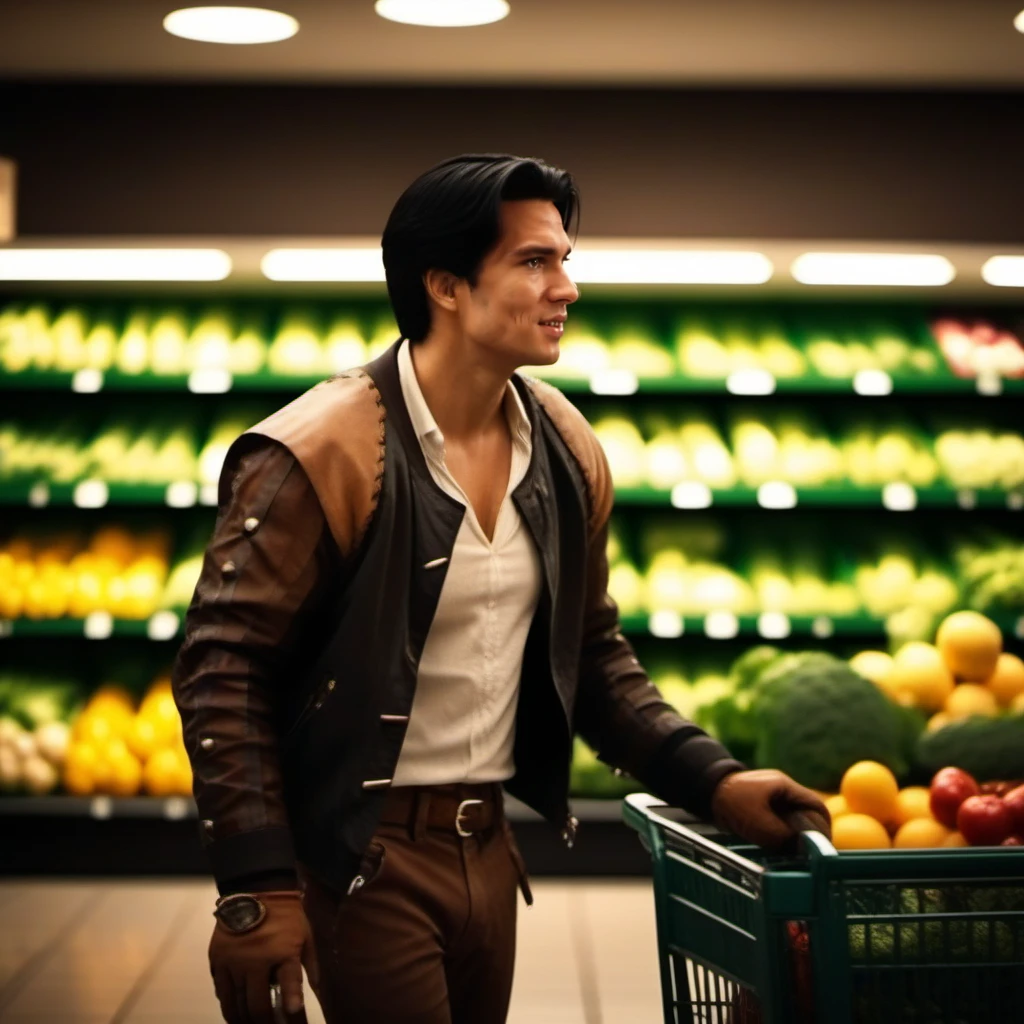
[409,335,511,443]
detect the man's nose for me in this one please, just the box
[550,266,580,305]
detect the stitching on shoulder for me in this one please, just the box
[352,369,386,552]
[525,377,600,533]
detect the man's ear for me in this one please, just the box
[423,269,459,312]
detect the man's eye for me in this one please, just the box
[525,257,543,268]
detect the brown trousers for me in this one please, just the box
[300,783,532,1024]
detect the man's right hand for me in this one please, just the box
[209,891,319,1024]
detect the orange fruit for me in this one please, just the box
[945,683,999,720]
[893,818,950,849]
[888,642,955,711]
[832,814,892,850]
[984,653,1024,707]
[143,749,181,797]
[1013,693,1024,715]
[840,761,900,823]
[936,611,1002,681]
[891,787,934,827]
[825,794,850,820]
[943,831,970,848]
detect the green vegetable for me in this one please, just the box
[753,653,907,790]
[915,713,1024,783]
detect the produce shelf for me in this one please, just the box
[2,368,1023,397]
[4,612,1021,642]
[2,481,1020,511]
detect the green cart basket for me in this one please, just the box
[623,792,1024,1024]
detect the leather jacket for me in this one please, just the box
[172,342,742,895]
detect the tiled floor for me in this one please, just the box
[0,879,664,1023]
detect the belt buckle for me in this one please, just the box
[455,798,484,837]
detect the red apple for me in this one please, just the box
[957,795,1014,847]
[1002,784,1024,835]
[930,768,981,829]
[1000,835,1024,847]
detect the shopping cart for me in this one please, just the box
[623,792,1024,1024]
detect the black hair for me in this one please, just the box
[381,153,579,342]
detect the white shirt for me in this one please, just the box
[391,340,543,786]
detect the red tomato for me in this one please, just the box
[1003,784,1024,835]
[957,795,1014,847]
[1000,835,1024,847]
[930,768,980,829]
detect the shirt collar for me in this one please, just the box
[397,339,532,451]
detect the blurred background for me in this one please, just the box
[0,2,1023,1020]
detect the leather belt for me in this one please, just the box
[377,782,503,838]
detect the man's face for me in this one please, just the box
[451,199,579,371]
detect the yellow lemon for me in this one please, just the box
[893,818,950,849]
[825,794,850,821]
[107,751,143,798]
[888,642,955,711]
[891,787,934,827]
[143,749,182,797]
[984,653,1024,707]
[832,814,892,851]
[840,761,900,823]
[63,744,99,796]
[127,716,160,762]
[942,831,970,848]
[936,610,1002,682]
[944,683,999,720]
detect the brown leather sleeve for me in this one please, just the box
[530,379,744,819]
[172,439,340,891]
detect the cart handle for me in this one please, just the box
[623,792,837,865]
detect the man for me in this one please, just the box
[173,153,829,1024]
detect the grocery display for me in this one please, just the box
[0,297,1021,823]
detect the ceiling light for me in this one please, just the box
[569,250,773,285]
[163,7,298,44]
[0,249,232,281]
[981,256,1024,287]
[791,253,955,287]
[1016,9,1024,33]
[375,0,510,27]
[261,248,386,281]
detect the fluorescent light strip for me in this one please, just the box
[981,256,1024,288]
[0,249,232,281]
[375,0,510,27]
[792,253,955,287]
[570,250,773,285]
[261,248,386,282]
[163,6,298,44]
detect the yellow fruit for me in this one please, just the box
[936,610,1002,681]
[143,692,182,747]
[63,744,99,795]
[1013,693,1024,715]
[926,712,951,733]
[942,831,970,848]
[126,716,160,762]
[891,787,934,827]
[984,653,1024,707]
[825,794,850,820]
[143,749,181,797]
[89,526,136,567]
[840,761,900,822]
[90,685,136,712]
[893,818,950,849]
[107,751,143,797]
[832,814,892,850]
[944,683,999,720]
[850,650,895,685]
[888,642,955,711]
[173,754,194,797]
[73,712,117,747]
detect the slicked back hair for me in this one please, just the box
[381,154,579,343]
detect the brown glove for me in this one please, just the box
[710,769,831,850]
[209,890,320,1024]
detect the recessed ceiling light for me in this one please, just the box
[791,253,955,287]
[1015,9,1024,33]
[0,249,232,281]
[981,256,1024,287]
[375,0,510,28]
[569,250,774,285]
[261,248,387,282]
[163,7,298,44]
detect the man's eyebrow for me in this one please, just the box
[510,244,573,259]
